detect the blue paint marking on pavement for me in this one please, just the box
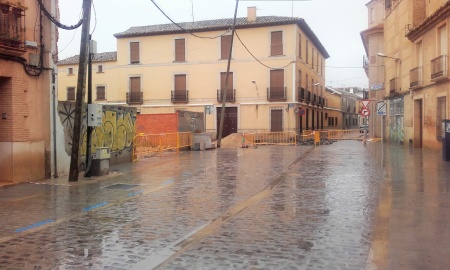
[82,201,108,212]
[15,219,55,233]
[127,191,143,197]
[162,179,174,186]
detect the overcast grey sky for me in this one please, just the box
[57,0,369,88]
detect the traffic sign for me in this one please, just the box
[298,108,305,116]
[361,108,370,117]
[361,100,370,109]
[377,101,387,116]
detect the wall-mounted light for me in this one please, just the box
[377,52,401,61]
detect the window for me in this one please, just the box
[174,74,186,91]
[298,70,302,88]
[437,96,446,140]
[312,48,315,69]
[127,77,142,104]
[97,65,103,73]
[438,24,447,57]
[68,67,73,75]
[96,86,106,100]
[306,40,309,63]
[130,42,140,64]
[130,77,141,92]
[270,31,283,56]
[370,7,375,23]
[298,34,302,59]
[221,35,231,60]
[269,69,285,100]
[0,6,25,49]
[175,38,185,62]
[67,87,75,101]
[316,52,319,72]
[321,59,324,76]
[220,72,234,89]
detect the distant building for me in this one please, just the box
[57,7,332,137]
[0,0,59,183]
[361,0,385,138]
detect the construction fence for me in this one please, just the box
[133,132,192,161]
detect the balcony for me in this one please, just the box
[431,55,448,81]
[318,97,324,108]
[126,92,143,104]
[0,4,25,54]
[267,87,286,101]
[217,89,235,102]
[298,87,305,102]
[389,78,399,95]
[410,67,422,88]
[305,90,311,104]
[171,90,189,103]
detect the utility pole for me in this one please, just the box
[68,0,91,182]
[217,0,239,148]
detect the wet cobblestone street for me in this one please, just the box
[0,141,449,269]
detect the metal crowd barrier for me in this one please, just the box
[133,132,193,161]
[243,131,297,146]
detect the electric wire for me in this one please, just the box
[90,0,97,35]
[150,0,230,39]
[36,0,83,30]
[234,30,296,69]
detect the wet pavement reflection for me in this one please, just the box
[0,141,449,269]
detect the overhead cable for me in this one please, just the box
[36,0,83,30]
[150,0,230,39]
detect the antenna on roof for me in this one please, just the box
[191,0,195,22]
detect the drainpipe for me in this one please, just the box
[51,70,58,177]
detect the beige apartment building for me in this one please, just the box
[0,0,59,183]
[58,7,336,138]
[370,0,449,150]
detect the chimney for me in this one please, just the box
[247,6,256,22]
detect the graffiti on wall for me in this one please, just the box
[389,97,404,144]
[58,101,137,168]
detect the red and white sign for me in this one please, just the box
[361,108,370,117]
[361,100,370,109]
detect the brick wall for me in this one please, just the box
[0,77,13,142]
[136,113,178,134]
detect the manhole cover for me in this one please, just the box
[104,184,139,190]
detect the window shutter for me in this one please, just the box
[130,42,140,64]
[271,31,283,56]
[220,72,233,89]
[270,69,284,88]
[67,87,75,100]
[175,39,185,62]
[174,75,186,91]
[98,65,103,72]
[221,35,231,60]
[96,86,106,100]
[130,77,141,93]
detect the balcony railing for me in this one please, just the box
[217,89,235,102]
[389,78,398,95]
[0,4,25,52]
[305,90,311,103]
[126,92,143,104]
[431,55,448,80]
[298,87,305,102]
[171,90,189,103]
[410,67,422,88]
[267,87,286,101]
[312,94,317,106]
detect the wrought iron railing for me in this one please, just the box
[0,4,25,51]
[217,89,235,102]
[267,87,286,101]
[298,87,305,102]
[126,92,143,104]
[410,67,422,88]
[171,90,189,103]
[305,90,311,103]
[431,55,447,80]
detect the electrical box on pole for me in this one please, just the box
[88,104,103,126]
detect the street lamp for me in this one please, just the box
[377,52,401,62]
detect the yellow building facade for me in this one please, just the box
[58,7,334,138]
[380,0,449,150]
